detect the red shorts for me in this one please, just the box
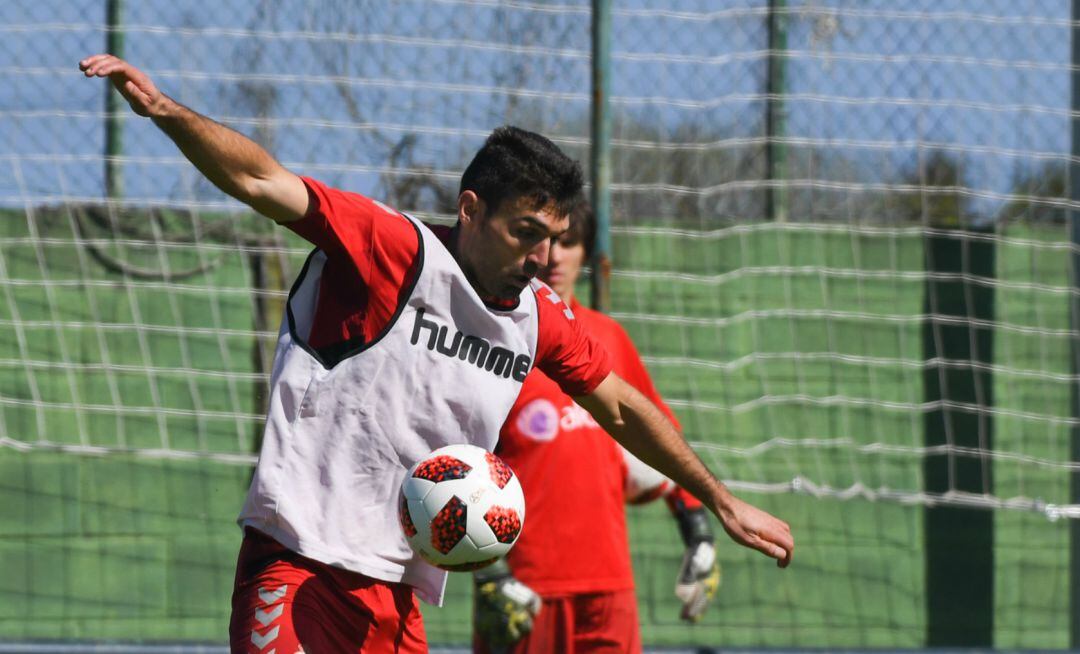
[229,528,427,654]
[475,589,641,654]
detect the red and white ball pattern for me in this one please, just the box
[399,444,525,571]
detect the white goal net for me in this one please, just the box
[0,0,1075,648]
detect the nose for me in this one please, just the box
[525,238,552,273]
[547,242,564,266]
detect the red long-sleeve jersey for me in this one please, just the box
[497,299,699,595]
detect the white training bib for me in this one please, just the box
[238,214,539,604]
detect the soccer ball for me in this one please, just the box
[398,444,526,571]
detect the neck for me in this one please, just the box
[448,224,481,294]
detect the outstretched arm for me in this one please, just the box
[575,372,794,568]
[79,54,309,223]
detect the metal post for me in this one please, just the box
[765,0,788,222]
[922,229,995,646]
[105,0,124,202]
[1069,0,1080,646]
[590,0,612,313]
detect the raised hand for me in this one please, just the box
[716,495,794,568]
[79,54,165,117]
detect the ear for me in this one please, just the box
[457,190,485,226]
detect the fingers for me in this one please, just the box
[79,55,159,117]
[79,54,120,75]
[750,536,789,567]
[766,518,794,568]
[78,54,111,71]
[79,54,131,80]
[719,498,796,567]
[738,515,793,567]
[774,542,792,568]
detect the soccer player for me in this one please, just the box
[79,54,794,654]
[473,201,722,653]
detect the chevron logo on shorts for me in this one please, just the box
[251,585,288,652]
[251,625,279,650]
[258,584,288,605]
[256,603,284,626]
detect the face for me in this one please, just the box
[541,232,586,302]
[456,191,569,300]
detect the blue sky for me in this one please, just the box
[0,0,1070,219]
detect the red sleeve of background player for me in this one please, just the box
[603,319,700,511]
[665,485,704,512]
[532,284,613,397]
[606,321,681,432]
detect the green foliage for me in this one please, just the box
[997,162,1068,225]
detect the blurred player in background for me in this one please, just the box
[81,53,793,654]
[473,201,722,653]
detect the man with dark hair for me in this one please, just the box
[80,54,793,654]
[459,126,585,220]
[473,200,721,653]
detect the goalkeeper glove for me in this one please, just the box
[473,559,542,647]
[674,506,721,622]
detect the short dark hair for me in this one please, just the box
[563,195,596,259]
[459,126,584,217]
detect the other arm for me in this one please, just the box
[575,373,794,567]
[79,54,309,223]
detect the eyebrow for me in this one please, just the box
[517,215,567,238]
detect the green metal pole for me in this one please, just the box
[590,0,612,313]
[765,0,788,222]
[105,0,124,202]
[922,230,995,646]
